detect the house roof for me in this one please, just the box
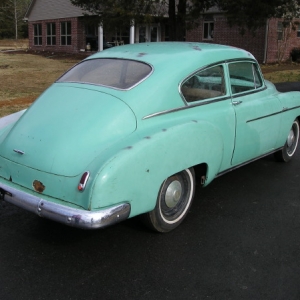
[25,0,90,22]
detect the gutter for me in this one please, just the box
[263,19,270,64]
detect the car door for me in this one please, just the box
[181,63,236,172]
[228,61,283,166]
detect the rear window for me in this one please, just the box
[57,58,152,89]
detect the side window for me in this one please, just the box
[228,62,262,95]
[181,65,225,103]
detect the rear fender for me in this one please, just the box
[89,120,224,217]
[0,110,26,131]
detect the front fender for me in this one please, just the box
[89,119,225,217]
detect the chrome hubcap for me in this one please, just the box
[287,129,295,148]
[165,180,182,208]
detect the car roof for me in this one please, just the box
[86,42,256,71]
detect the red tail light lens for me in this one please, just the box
[78,171,90,191]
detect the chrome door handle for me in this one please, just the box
[232,100,243,106]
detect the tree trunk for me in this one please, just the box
[176,0,186,41]
[14,0,18,40]
[168,0,176,41]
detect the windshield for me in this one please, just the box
[57,58,152,90]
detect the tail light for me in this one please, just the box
[78,171,90,191]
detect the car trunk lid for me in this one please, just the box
[0,84,136,176]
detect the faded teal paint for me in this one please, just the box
[0,85,136,177]
[0,42,300,224]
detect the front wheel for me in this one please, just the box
[141,168,195,233]
[274,119,300,162]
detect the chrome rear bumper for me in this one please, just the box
[0,183,130,229]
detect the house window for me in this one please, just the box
[60,22,71,45]
[33,24,42,46]
[47,23,56,45]
[203,21,214,40]
[277,22,283,40]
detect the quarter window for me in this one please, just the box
[33,24,42,46]
[228,62,263,95]
[297,24,300,38]
[61,22,71,45]
[47,23,56,45]
[181,65,225,102]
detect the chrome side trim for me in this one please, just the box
[0,182,130,229]
[246,105,300,123]
[142,96,231,120]
[216,147,283,178]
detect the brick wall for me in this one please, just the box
[186,15,266,62]
[28,15,300,62]
[186,15,300,63]
[28,17,86,53]
[266,18,300,63]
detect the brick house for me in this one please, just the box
[25,0,88,53]
[24,0,168,52]
[186,8,300,63]
[25,0,300,63]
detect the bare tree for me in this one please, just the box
[0,0,31,39]
[275,0,300,63]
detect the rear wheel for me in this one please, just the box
[274,119,299,162]
[141,168,195,233]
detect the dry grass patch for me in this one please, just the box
[0,39,29,51]
[0,52,81,117]
[261,63,300,83]
[0,50,300,118]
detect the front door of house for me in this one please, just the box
[137,25,161,43]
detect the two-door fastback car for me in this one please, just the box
[0,42,299,232]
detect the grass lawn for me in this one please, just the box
[0,40,300,117]
[0,51,84,117]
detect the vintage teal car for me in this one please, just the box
[0,42,299,232]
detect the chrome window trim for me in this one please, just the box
[231,85,267,99]
[179,62,228,105]
[227,60,266,96]
[56,58,154,91]
[144,58,261,120]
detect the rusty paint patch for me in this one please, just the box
[33,180,45,193]
[144,136,151,139]
[124,146,133,150]
[162,129,167,132]
[137,52,147,57]
[192,46,202,51]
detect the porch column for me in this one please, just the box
[130,19,135,44]
[98,23,103,51]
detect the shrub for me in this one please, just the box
[290,48,300,62]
